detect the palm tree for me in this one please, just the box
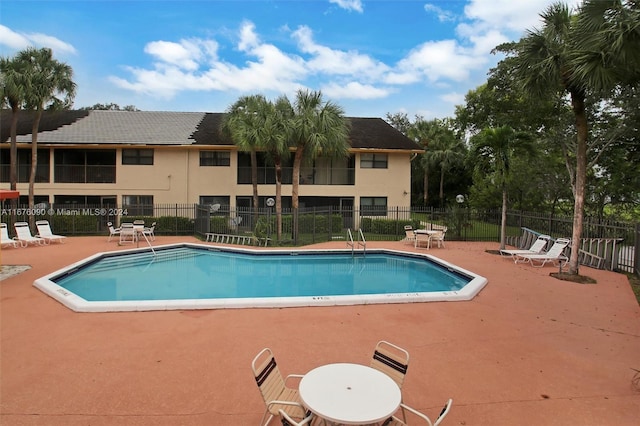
[221,95,266,221]
[0,55,27,196]
[259,95,292,241]
[471,126,535,250]
[497,0,640,275]
[425,121,465,208]
[289,90,350,242]
[408,118,434,206]
[17,47,75,224]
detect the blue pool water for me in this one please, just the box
[34,244,488,312]
[53,247,470,301]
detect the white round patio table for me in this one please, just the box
[299,363,401,425]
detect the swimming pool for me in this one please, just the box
[33,243,488,312]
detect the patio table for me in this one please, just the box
[299,363,401,425]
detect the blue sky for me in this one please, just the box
[1,0,582,119]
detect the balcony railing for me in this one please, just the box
[0,164,50,183]
[54,165,116,183]
[237,167,355,185]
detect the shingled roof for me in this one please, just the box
[1,110,422,151]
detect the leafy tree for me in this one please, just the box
[17,47,75,225]
[495,0,640,275]
[289,90,350,241]
[471,126,535,249]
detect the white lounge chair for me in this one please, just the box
[1,223,20,248]
[13,222,45,246]
[515,237,571,267]
[35,220,66,244]
[107,222,121,242]
[500,234,550,260]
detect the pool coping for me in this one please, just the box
[33,242,488,312]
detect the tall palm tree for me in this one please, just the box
[17,47,75,224]
[408,118,434,206]
[259,95,292,241]
[221,95,266,221]
[289,90,350,242]
[496,0,639,275]
[425,122,465,208]
[471,126,535,250]
[0,55,27,195]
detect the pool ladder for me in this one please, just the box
[347,228,366,256]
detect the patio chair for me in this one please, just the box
[118,223,137,244]
[500,235,550,260]
[142,222,156,241]
[414,232,431,249]
[13,222,45,246]
[107,222,121,242]
[371,340,410,421]
[384,399,453,426]
[1,223,20,248]
[278,409,315,426]
[515,237,571,268]
[429,230,446,248]
[252,348,307,426]
[35,220,66,244]
[403,225,416,245]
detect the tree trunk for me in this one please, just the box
[291,147,304,242]
[439,167,445,207]
[28,110,42,229]
[422,165,429,205]
[9,106,19,191]
[568,90,588,275]
[500,186,508,250]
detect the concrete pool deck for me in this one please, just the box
[1,236,639,425]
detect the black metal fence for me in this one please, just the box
[1,203,637,275]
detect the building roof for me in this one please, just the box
[0,110,422,151]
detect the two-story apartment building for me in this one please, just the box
[0,110,422,216]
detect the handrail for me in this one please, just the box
[346,228,366,256]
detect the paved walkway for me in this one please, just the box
[1,236,639,425]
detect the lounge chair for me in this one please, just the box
[500,234,550,259]
[370,340,410,421]
[107,222,121,242]
[403,225,416,245]
[278,410,315,426]
[13,222,45,246]
[252,348,307,426]
[515,237,571,268]
[384,399,453,426]
[35,220,66,244]
[1,223,20,248]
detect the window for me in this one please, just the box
[1,148,50,183]
[360,197,387,216]
[122,149,154,165]
[200,151,230,166]
[122,195,153,216]
[360,153,388,169]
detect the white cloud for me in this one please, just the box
[424,3,456,22]
[329,0,363,13]
[441,91,465,105]
[322,81,390,99]
[397,40,482,83]
[292,26,389,80]
[144,39,217,71]
[0,24,76,54]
